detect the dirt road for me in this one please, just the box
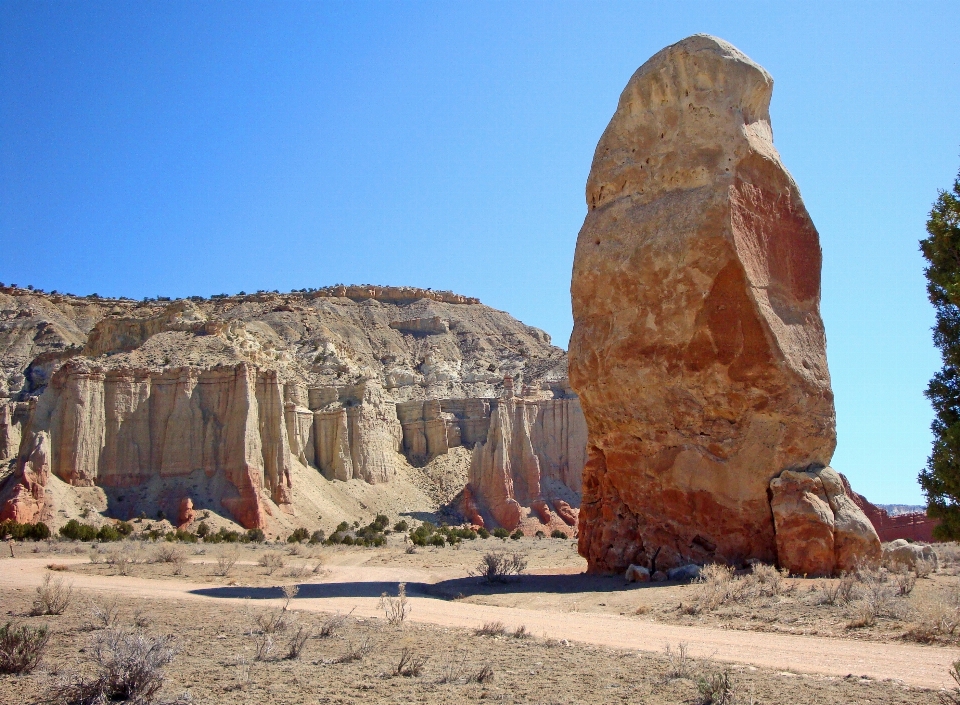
[4,557,957,689]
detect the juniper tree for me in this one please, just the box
[919,168,960,538]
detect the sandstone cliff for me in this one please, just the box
[569,35,875,575]
[0,284,584,532]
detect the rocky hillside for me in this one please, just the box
[0,284,585,537]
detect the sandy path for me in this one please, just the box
[5,558,958,689]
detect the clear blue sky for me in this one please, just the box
[2,1,958,505]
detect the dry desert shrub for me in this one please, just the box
[940,660,960,705]
[318,609,353,638]
[258,552,285,575]
[474,621,506,637]
[0,621,49,674]
[846,568,900,628]
[253,633,275,662]
[31,574,72,616]
[749,563,791,597]
[683,562,796,615]
[105,549,135,576]
[284,563,310,579]
[152,544,185,565]
[214,550,239,577]
[472,551,527,583]
[88,546,103,564]
[469,663,495,683]
[937,543,960,574]
[335,636,372,664]
[512,624,530,639]
[664,642,691,680]
[48,627,179,705]
[281,583,299,609]
[816,574,857,605]
[905,583,960,643]
[379,582,410,625]
[894,569,918,596]
[697,670,737,705]
[393,647,428,677]
[284,623,311,660]
[253,608,288,636]
[436,649,468,684]
[85,596,122,630]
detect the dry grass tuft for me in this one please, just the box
[683,563,794,615]
[335,636,372,664]
[904,582,960,643]
[475,621,506,637]
[393,647,428,677]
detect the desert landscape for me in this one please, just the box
[2,21,958,705]
[2,534,960,704]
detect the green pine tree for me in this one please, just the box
[919,167,960,539]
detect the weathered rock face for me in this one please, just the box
[467,396,586,531]
[0,430,50,523]
[570,35,837,573]
[0,283,585,531]
[769,467,880,576]
[11,360,293,529]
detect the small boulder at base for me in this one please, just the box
[625,564,650,582]
[882,539,938,573]
[667,564,702,582]
[770,466,880,576]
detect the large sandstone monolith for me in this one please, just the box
[570,35,838,574]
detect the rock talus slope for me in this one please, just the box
[569,35,876,575]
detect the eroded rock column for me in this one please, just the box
[570,35,839,573]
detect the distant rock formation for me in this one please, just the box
[843,477,939,543]
[396,387,586,531]
[0,283,583,531]
[569,35,871,574]
[467,394,586,531]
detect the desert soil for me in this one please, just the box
[2,537,959,704]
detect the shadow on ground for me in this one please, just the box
[189,573,661,602]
